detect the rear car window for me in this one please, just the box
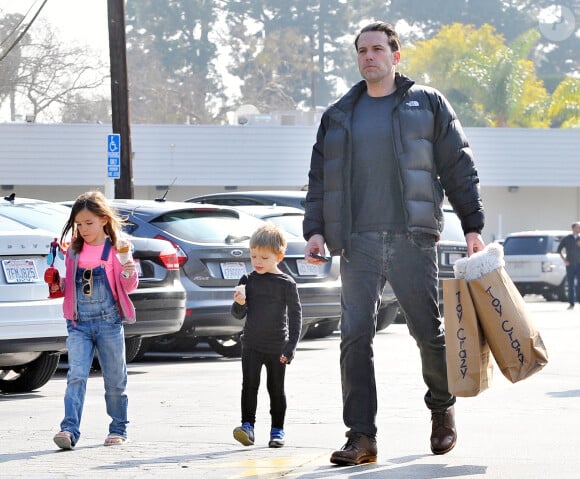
[0,215,31,231]
[264,215,303,238]
[0,203,70,232]
[503,236,550,255]
[150,209,264,243]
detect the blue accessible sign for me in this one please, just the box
[107,133,121,179]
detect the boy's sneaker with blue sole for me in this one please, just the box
[233,422,255,446]
[269,427,285,448]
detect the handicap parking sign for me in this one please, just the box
[107,134,121,179]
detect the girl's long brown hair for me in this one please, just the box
[60,191,125,253]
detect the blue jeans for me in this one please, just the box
[60,266,128,446]
[340,231,455,437]
[565,263,580,305]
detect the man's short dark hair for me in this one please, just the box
[355,22,401,52]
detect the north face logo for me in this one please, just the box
[406,100,419,107]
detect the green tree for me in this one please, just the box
[549,77,580,128]
[459,28,550,127]
[402,24,549,127]
[17,22,107,122]
[60,94,111,123]
[384,0,579,91]
[387,0,531,40]
[126,0,226,123]
[0,17,107,123]
[0,13,29,120]
[224,0,352,110]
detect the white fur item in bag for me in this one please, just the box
[453,242,505,281]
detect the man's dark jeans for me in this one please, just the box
[340,231,455,436]
[565,263,580,305]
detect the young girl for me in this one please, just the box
[231,223,302,448]
[51,191,138,450]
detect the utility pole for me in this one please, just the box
[107,0,134,198]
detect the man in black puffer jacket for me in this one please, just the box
[303,21,485,466]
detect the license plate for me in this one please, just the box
[220,262,246,279]
[2,259,40,283]
[296,259,323,276]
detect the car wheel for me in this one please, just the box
[0,352,60,393]
[376,302,399,331]
[304,319,339,339]
[543,291,558,301]
[124,336,143,363]
[207,336,242,358]
[131,338,152,362]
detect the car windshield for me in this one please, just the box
[150,209,265,244]
[0,202,69,233]
[503,236,550,255]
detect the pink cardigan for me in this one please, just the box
[62,242,139,324]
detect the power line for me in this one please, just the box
[0,0,42,48]
[0,0,49,64]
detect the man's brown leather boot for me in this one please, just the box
[330,431,378,466]
[430,406,457,455]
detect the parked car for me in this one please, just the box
[190,197,399,333]
[0,196,186,362]
[101,199,342,356]
[186,190,307,210]
[0,215,66,393]
[503,230,569,301]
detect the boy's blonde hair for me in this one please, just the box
[249,223,287,255]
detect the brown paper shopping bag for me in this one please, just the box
[443,278,493,397]
[468,267,548,383]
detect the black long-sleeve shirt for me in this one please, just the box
[558,234,580,264]
[231,271,302,361]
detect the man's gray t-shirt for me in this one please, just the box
[351,92,405,233]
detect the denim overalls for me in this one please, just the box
[60,240,128,446]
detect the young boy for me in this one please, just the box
[231,223,302,448]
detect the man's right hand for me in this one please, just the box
[305,234,327,264]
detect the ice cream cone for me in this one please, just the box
[116,240,132,264]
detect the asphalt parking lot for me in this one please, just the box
[1,298,579,478]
